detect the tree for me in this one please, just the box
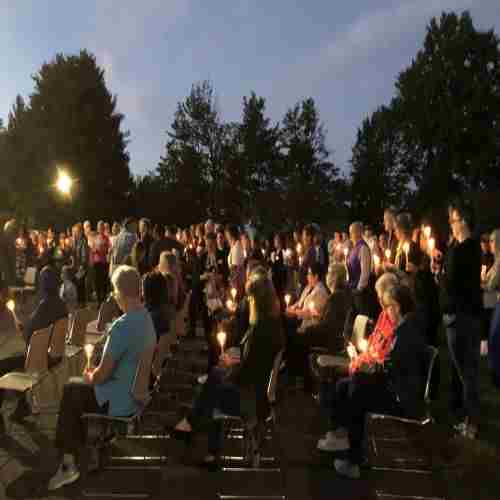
[280,98,341,225]
[157,81,229,221]
[1,51,133,226]
[396,11,500,214]
[350,104,409,224]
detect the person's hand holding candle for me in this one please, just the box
[358,338,368,353]
[347,343,357,359]
[284,294,291,309]
[230,288,237,302]
[84,344,95,372]
[216,330,227,355]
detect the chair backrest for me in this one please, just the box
[24,267,37,286]
[96,296,120,332]
[352,315,370,346]
[151,335,171,378]
[49,317,69,359]
[131,344,156,404]
[25,326,52,373]
[423,345,439,404]
[267,349,285,405]
[69,308,97,346]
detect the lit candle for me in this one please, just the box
[6,299,15,313]
[84,344,94,372]
[403,242,410,262]
[373,254,380,270]
[358,338,368,353]
[216,331,227,355]
[226,299,234,311]
[285,248,292,259]
[385,249,391,261]
[298,256,303,266]
[231,288,237,301]
[16,238,22,247]
[424,226,432,239]
[296,243,302,255]
[308,301,316,315]
[343,247,349,260]
[285,294,291,308]
[261,248,266,257]
[39,245,44,254]
[428,238,435,254]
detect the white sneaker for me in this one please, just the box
[197,374,208,385]
[48,463,80,491]
[334,458,361,479]
[317,432,349,452]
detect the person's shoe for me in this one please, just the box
[334,458,361,479]
[47,463,80,490]
[197,374,208,385]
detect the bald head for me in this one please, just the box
[349,221,364,243]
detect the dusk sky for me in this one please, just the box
[1,1,499,176]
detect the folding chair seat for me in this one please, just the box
[81,344,156,471]
[365,345,439,472]
[0,326,52,410]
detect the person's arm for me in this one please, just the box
[358,245,371,290]
[89,354,116,385]
[484,262,500,292]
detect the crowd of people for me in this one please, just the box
[0,198,500,487]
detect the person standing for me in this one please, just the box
[440,200,482,439]
[138,218,154,271]
[110,218,137,278]
[71,223,89,307]
[92,221,111,304]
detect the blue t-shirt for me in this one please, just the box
[94,308,156,416]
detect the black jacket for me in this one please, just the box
[384,314,427,418]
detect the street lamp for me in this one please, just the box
[56,169,73,196]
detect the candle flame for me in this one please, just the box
[373,254,380,267]
[385,249,391,260]
[6,300,15,312]
[285,294,291,307]
[231,288,237,300]
[216,331,227,350]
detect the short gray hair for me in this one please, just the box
[111,265,141,299]
[375,272,400,299]
[326,264,347,291]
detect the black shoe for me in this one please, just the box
[167,426,193,445]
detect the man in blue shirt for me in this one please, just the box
[48,265,156,491]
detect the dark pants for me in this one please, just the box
[332,375,400,464]
[93,262,108,305]
[55,380,106,454]
[446,313,481,422]
[75,275,87,307]
[189,367,240,454]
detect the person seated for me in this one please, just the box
[47,265,156,490]
[316,271,399,451]
[170,271,285,467]
[328,284,427,479]
[285,262,329,391]
[142,266,170,340]
[0,262,68,424]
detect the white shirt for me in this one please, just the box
[228,240,244,268]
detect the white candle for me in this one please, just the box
[385,249,391,261]
[285,294,291,307]
[296,243,302,255]
[231,288,237,301]
[226,299,234,311]
[84,344,94,371]
[373,254,380,270]
[217,331,227,354]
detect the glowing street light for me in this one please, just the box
[56,170,73,196]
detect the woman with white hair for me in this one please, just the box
[48,265,156,490]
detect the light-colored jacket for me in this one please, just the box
[297,281,329,332]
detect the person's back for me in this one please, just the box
[143,271,170,338]
[95,307,156,416]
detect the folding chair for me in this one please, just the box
[8,266,37,306]
[86,296,120,335]
[214,349,285,470]
[365,345,439,473]
[81,344,157,471]
[0,326,52,412]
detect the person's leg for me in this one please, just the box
[49,380,104,490]
[446,321,465,420]
[188,289,200,336]
[94,263,105,305]
[460,315,481,429]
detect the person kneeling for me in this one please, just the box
[48,265,156,490]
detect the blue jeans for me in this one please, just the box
[190,367,241,454]
[446,313,481,421]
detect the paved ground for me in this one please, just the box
[0,325,375,500]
